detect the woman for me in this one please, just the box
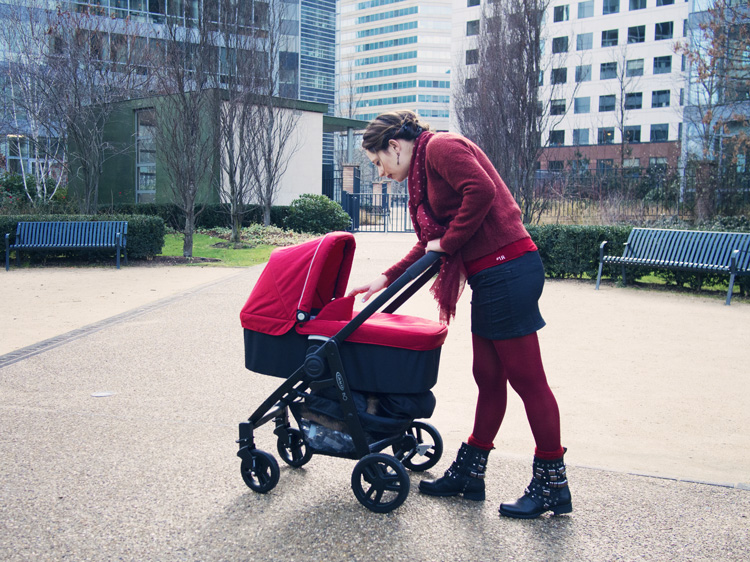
[348,110,572,519]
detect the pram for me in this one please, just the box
[238,231,447,512]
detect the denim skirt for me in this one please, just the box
[468,250,546,340]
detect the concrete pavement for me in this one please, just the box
[0,232,748,561]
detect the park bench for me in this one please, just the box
[5,220,128,271]
[595,227,750,305]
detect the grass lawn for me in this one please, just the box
[159,232,275,267]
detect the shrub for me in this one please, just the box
[284,194,351,234]
[1,214,165,261]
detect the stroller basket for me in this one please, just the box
[237,232,447,513]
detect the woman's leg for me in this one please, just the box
[469,333,509,449]
[492,332,562,456]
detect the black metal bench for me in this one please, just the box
[595,227,750,305]
[5,221,128,271]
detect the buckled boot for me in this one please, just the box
[499,450,572,519]
[418,442,489,501]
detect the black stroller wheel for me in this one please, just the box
[392,421,443,472]
[351,453,410,513]
[240,450,280,493]
[276,428,313,468]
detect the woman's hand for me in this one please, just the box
[425,238,445,253]
[347,274,389,303]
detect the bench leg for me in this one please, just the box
[4,234,8,271]
[595,261,604,290]
[726,273,736,306]
[621,264,627,287]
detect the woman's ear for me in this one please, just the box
[388,138,400,153]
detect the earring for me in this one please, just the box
[397,153,400,166]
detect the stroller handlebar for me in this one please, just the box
[332,251,444,344]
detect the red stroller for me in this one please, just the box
[238,231,447,512]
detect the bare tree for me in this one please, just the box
[676,0,750,219]
[244,0,302,226]
[152,3,220,257]
[215,0,263,244]
[1,1,151,211]
[453,0,552,223]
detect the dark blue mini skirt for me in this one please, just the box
[468,250,546,340]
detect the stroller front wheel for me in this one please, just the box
[392,421,443,472]
[240,450,280,493]
[277,428,313,468]
[351,453,410,513]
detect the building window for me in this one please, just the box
[467,20,480,36]
[599,95,616,112]
[602,29,618,47]
[548,160,565,172]
[603,0,620,14]
[630,0,646,9]
[551,67,567,84]
[573,128,590,145]
[597,159,615,173]
[578,0,594,18]
[654,55,672,74]
[577,32,593,51]
[652,89,670,107]
[554,5,569,22]
[623,158,640,167]
[626,59,644,77]
[467,0,480,6]
[600,62,617,79]
[552,36,569,54]
[628,25,645,43]
[625,92,643,109]
[650,157,668,167]
[655,21,673,40]
[549,130,565,146]
[551,99,566,115]
[574,97,591,113]
[656,0,674,5]
[466,49,479,65]
[680,88,685,105]
[575,64,592,82]
[624,126,641,143]
[135,108,156,204]
[650,124,669,142]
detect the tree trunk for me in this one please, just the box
[230,212,242,244]
[694,161,717,222]
[183,211,195,257]
[263,204,271,227]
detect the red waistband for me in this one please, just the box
[464,237,538,277]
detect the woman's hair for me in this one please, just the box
[361,110,430,153]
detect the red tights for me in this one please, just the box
[468,332,563,458]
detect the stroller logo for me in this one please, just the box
[335,372,348,401]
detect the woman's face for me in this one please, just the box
[366,140,409,182]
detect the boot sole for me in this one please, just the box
[419,486,485,501]
[499,502,573,519]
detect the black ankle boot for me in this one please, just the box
[419,442,489,501]
[499,451,572,519]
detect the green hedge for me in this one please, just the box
[98,203,290,230]
[1,214,165,261]
[528,222,749,294]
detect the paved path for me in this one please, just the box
[1,232,748,561]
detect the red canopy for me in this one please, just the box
[240,232,356,336]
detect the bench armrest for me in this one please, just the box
[599,240,608,261]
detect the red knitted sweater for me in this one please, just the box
[384,132,531,283]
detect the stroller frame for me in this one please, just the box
[238,250,445,513]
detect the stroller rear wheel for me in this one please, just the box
[392,421,443,472]
[276,428,313,468]
[351,453,410,513]
[240,450,280,493]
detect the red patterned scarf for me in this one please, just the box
[407,131,466,323]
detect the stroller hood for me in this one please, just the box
[240,231,356,336]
